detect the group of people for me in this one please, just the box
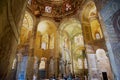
[48,73,86,80]
[33,73,88,80]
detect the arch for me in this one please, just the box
[37,19,57,35]
[59,18,81,30]
[36,19,57,50]
[19,11,34,45]
[59,18,82,39]
[81,1,97,22]
[59,18,86,74]
[81,1,103,40]
[22,11,33,30]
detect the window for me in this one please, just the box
[95,32,101,40]
[41,42,47,50]
[45,6,52,13]
[41,34,48,50]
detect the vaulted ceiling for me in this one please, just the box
[27,0,85,20]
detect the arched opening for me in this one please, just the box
[35,19,58,77]
[35,19,57,55]
[19,11,33,47]
[80,1,111,80]
[81,1,103,42]
[59,18,87,77]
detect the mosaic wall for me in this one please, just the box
[100,0,120,79]
[112,10,120,39]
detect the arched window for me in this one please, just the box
[41,34,48,50]
[95,32,101,40]
[20,11,33,44]
[22,11,33,30]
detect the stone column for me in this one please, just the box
[26,56,34,80]
[86,45,100,80]
[70,40,74,74]
[39,35,42,49]
[26,18,39,80]
[54,31,59,76]
[48,35,50,49]
[16,51,23,79]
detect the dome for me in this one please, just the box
[27,0,85,20]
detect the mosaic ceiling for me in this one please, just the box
[27,0,85,20]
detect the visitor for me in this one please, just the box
[67,75,72,80]
[49,74,56,80]
[61,74,64,79]
[53,74,56,80]
[58,74,63,80]
[84,75,87,80]
[72,74,75,79]
[33,74,37,80]
[63,74,67,80]
[74,75,80,80]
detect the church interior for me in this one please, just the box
[0,0,120,80]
